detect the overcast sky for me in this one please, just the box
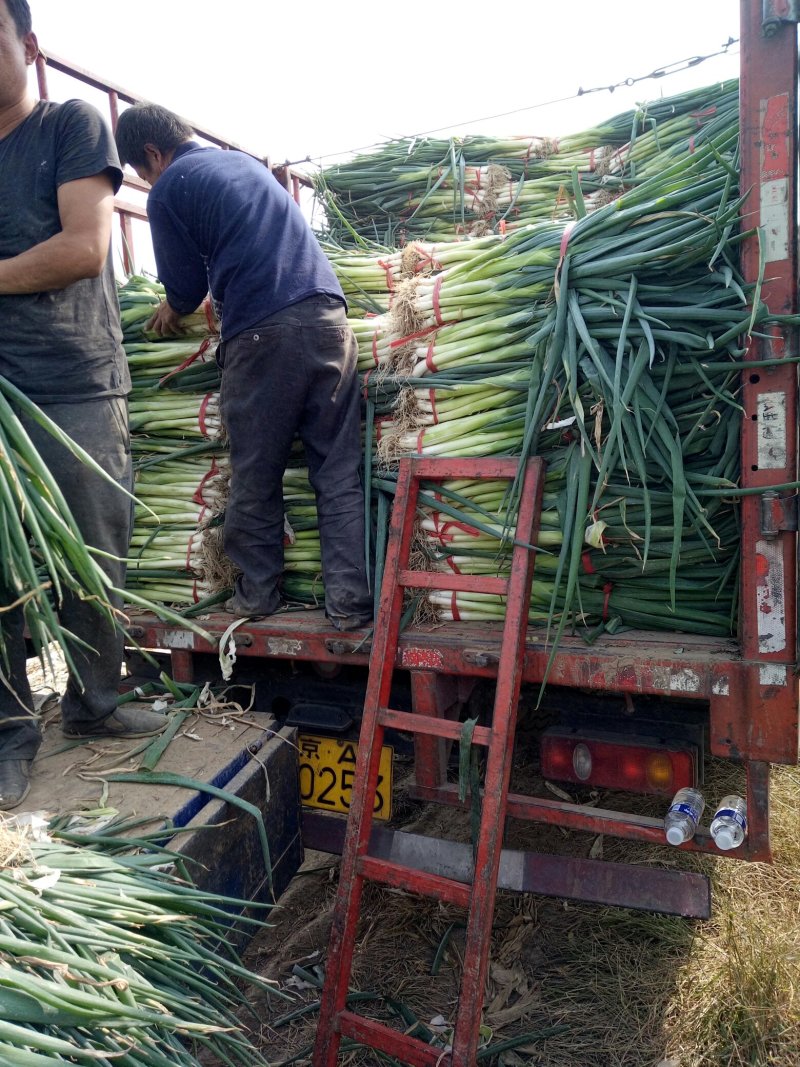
[31,0,740,164]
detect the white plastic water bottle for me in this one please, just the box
[664,787,705,846]
[710,795,747,851]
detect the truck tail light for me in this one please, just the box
[540,728,697,797]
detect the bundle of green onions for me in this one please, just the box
[119,277,225,607]
[0,378,125,679]
[315,82,738,244]
[281,466,324,605]
[340,80,775,639]
[0,820,283,1065]
[119,275,214,344]
[120,278,327,609]
[0,371,215,697]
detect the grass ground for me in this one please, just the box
[242,757,800,1067]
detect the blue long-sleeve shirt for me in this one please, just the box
[147,142,344,341]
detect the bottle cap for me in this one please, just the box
[665,825,686,846]
[714,828,736,850]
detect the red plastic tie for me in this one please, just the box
[202,297,217,332]
[602,581,613,621]
[554,221,576,297]
[559,221,576,260]
[451,591,461,622]
[198,392,214,436]
[378,258,395,292]
[446,555,462,574]
[362,368,373,400]
[437,520,480,545]
[158,337,211,387]
[415,428,426,454]
[192,458,219,506]
[372,331,380,367]
[428,389,439,425]
[688,135,695,154]
[499,219,507,237]
[581,551,595,574]
[389,322,441,349]
[375,416,390,442]
[432,274,445,326]
[691,105,717,127]
[425,338,438,372]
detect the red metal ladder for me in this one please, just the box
[313,455,546,1067]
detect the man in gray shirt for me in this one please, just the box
[0,0,165,809]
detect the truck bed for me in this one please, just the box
[126,607,739,701]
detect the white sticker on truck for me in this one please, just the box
[160,629,195,649]
[757,391,787,470]
[755,538,787,654]
[669,668,700,694]
[760,178,790,263]
[759,663,787,687]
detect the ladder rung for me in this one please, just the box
[379,708,492,746]
[358,855,471,908]
[410,457,523,481]
[397,569,508,595]
[338,1011,443,1067]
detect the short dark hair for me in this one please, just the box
[115,103,193,167]
[6,0,32,36]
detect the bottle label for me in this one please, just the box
[670,803,700,822]
[715,808,746,830]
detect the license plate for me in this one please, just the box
[298,734,393,820]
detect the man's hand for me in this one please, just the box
[146,301,184,337]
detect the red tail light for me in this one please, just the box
[540,728,697,797]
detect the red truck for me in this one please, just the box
[36,0,798,927]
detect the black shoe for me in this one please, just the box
[224,598,292,620]
[0,760,32,810]
[329,613,374,632]
[63,706,168,740]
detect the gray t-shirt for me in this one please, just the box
[0,99,130,402]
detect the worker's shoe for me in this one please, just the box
[63,706,168,740]
[224,597,291,620]
[0,760,32,810]
[329,613,373,633]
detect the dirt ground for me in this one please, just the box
[24,655,799,1067]
[236,732,800,1067]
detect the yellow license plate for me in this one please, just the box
[298,734,393,820]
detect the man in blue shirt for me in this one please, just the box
[115,104,372,630]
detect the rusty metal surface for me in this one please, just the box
[127,610,736,690]
[410,779,773,864]
[337,1013,443,1067]
[127,607,798,764]
[302,813,712,919]
[735,0,800,765]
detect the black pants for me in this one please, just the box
[0,397,133,760]
[220,295,371,621]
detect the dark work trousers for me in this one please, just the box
[220,294,371,621]
[0,397,133,760]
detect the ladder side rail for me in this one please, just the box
[315,459,420,1065]
[451,457,545,1064]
